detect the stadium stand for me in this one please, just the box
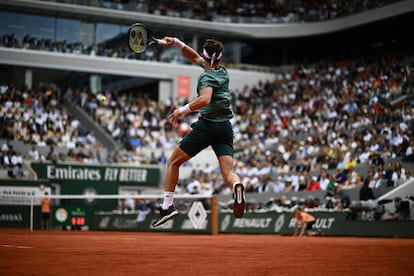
[1,51,413,209]
[37,0,404,23]
[1,0,414,220]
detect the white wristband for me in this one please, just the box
[174,37,186,50]
[178,103,191,115]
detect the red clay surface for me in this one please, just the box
[1,229,413,276]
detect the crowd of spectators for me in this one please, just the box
[0,33,130,59]
[224,53,414,200]
[0,82,103,166]
[68,52,414,205]
[0,140,24,179]
[41,0,402,23]
[0,32,192,67]
[1,52,413,209]
[0,33,85,55]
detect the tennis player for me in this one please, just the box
[152,37,245,227]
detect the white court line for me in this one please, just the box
[0,244,34,249]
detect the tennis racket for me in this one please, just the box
[127,23,166,54]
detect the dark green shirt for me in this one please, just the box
[197,60,234,122]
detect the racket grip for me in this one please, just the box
[157,39,168,46]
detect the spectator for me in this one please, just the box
[373,165,387,188]
[403,140,414,162]
[11,151,24,178]
[359,176,375,201]
[157,151,167,165]
[46,145,58,162]
[383,197,411,221]
[391,168,407,187]
[345,155,357,171]
[383,162,395,187]
[297,174,307,191]
[369,151,385,168]
[305,176,320,191]
[357,146,371,164]
[334,166,347,186]
[338,196,351,211]
[405,170,414,182]
[27,146,40,161]
[326,175,338,198]
[318,168,330,191]
[3,150,15,178]
[340,167,360,190]
[186,177,202,195]
[271,175,285,193]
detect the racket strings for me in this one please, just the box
[129,25,147,53]
[128,23,165,54]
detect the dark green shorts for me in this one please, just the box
[179,118,234,157]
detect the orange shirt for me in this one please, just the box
[296,211,315,222]
[41,198,51,213]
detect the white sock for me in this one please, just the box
[162,192,174,210]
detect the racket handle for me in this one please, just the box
[155,38,167,46]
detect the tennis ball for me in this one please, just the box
[100,96,106,102]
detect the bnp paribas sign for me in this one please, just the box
[30,162,160,185]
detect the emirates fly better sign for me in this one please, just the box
[30,162,160,185]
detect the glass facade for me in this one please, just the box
[96,23,128,44]
[0,11,128,46]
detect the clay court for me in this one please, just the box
[1,229,413,275]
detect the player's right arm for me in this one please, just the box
[162,37,202,65]
[300,223,306,236]
[181,43,202,65]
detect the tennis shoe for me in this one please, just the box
[233,183,246,218]
[152,205,178,227]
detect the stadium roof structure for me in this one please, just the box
[2,0,414,39]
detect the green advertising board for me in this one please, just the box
[30,162,161,213]
[89,210,414,237]
[217,211,349,235]
[30,162,160,187]
[0,206,31,228]
[90,212,211,234]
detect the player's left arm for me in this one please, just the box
[188,87,212,110]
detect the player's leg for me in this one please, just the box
[152,120,209,227]
[151,145,191,227]
[46,213,50,230]
[212,120,245,218]
[217,154,245,218]
[40,213,45,230]
[163,145,192,193]
[306,221,316,236]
